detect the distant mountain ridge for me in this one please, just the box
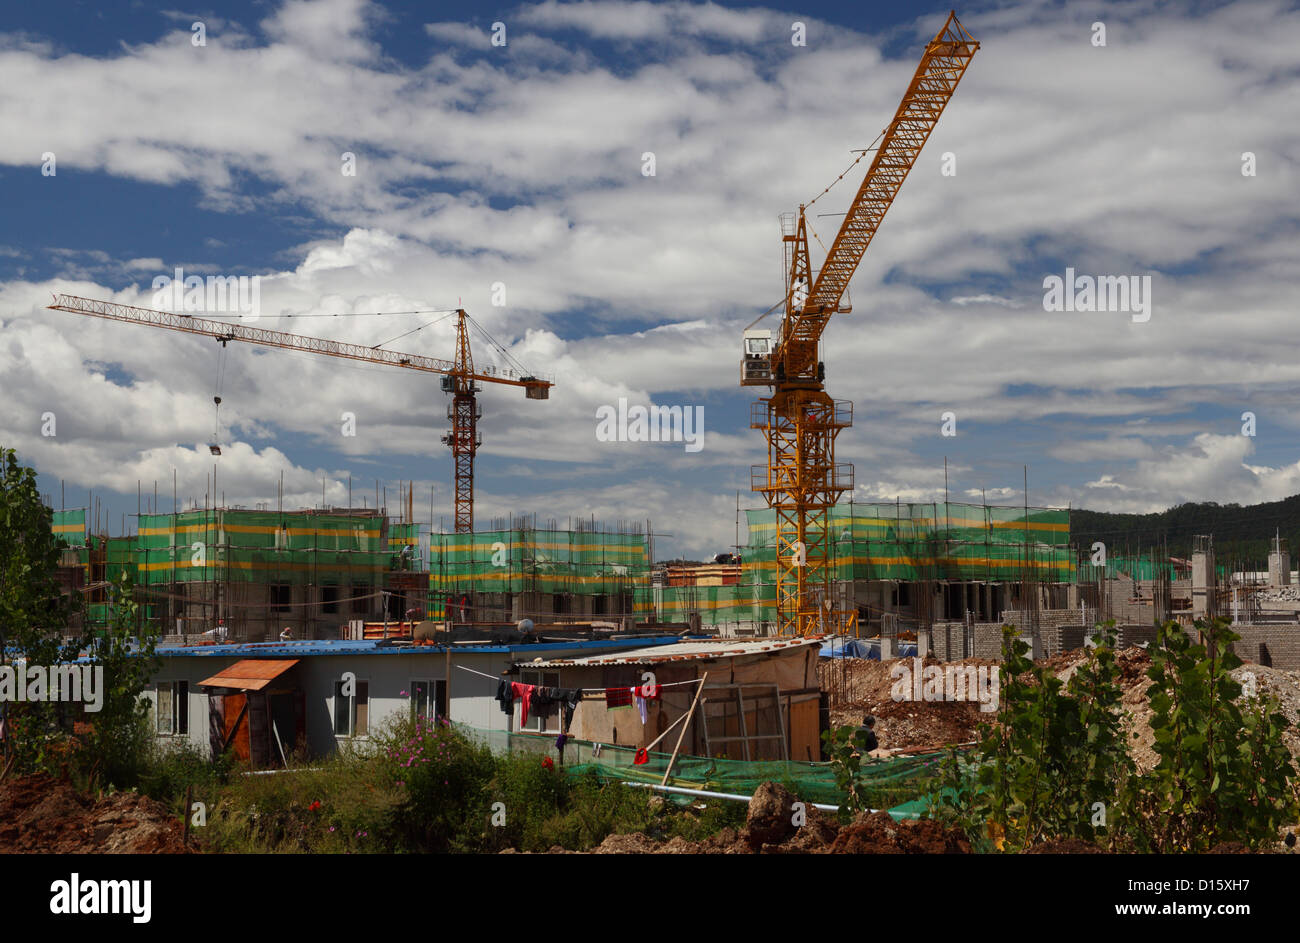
[1071,495,1300,566]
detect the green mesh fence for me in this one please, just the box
[389,523,423,571]
[456,723,947,818]
[1097,553,1227,582]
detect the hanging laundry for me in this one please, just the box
[494,679,514,717]
[604,686,633,708]
[633,748,649,766]
[560,688,581,731]
[637,682,661,700]
[511,682,535,725]
[531,687,559,720]
[633,692,649,725]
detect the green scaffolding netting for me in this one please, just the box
[52,508,86,548]
[655,501,1073,626]
[455,723,948,818]
[1091,553,1227,582]
[131,510,400,585]
[428,528,651,615]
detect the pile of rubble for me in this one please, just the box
[0,774,192,854]
[818,655,993,752]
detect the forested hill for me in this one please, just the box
[1071,495,1300,565]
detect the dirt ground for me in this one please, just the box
[819,647,1300,771]
[575,782,972,854]
[819,655,994,752]
[0,774,192,854]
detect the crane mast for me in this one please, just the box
[48,293,552,534]
[742,11,979,636]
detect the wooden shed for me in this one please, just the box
[512,637,824,761]
[198,659,305,768]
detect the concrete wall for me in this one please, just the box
[1231,625,1300,670]
[925,618,1157,662]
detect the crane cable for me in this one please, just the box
[371,310,459,349]
[743,137,887,334]
[803,129,885,213]
[465,313,538,379]
[212,340,229,445]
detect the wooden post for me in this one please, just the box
[182,784,194,848]
[661,672,708,786]
[443,646,452,725]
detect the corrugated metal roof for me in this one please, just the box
[198,658,300,691]
[151,635,684,659]
[519,636,824,668]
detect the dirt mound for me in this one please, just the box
[828,810,970,854]
[582,781,961,854]
[819,655,994,752]
[744,781,799,847]
[0,775,192,854]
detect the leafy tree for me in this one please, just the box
[0,447,85,768]
[932,623,1133,851]
[79,571,161,789]
[1126,618,1298,852]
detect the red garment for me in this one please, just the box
[511,682,535,725]
[633,748,649,766]
[636,683,660,700]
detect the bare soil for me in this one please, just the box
[0,774,192,854]
[818,655,995,752]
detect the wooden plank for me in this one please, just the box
[220,698,249,755]
[661,672,708,786]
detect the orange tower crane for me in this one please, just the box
[47,294,552,533]
[740,11,978,635]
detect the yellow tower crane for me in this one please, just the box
[740,11,979,635]
[48,293,552,533]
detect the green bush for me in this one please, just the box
[1125,618,1299,852]
[375,715,498,852]
[201,721,773,853]
[207,750,403,853]
[929,619,1300,853]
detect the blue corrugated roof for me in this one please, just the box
[151,635,684,658]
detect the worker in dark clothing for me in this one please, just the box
[854,715,879,755]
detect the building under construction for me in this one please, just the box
[62,498,1298,653]
[427,515,653,626]
[429,502,1079,638]
[52,505,424,641]
[654,500,1075,636]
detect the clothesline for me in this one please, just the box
[455,664,703,693]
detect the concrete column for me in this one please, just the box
[1192,548,1216,619]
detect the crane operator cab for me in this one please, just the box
[741,328,774,386]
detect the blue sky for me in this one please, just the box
[1,0,1298,558]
